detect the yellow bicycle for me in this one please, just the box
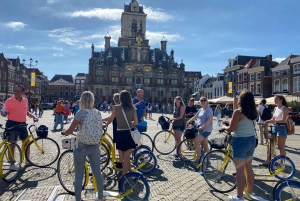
[0,121,60,182]
[201,129,296,194]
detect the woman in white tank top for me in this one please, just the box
[261,94,289,166]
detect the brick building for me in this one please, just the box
[49,75,75,103]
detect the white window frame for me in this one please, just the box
[273,71,280,77]
[238,84,242,92]
[243,83,247,89]
[250,74,254,81]
[282,78,288,92]
[250,84,254,94]
[293,77,300,92]
[256,83,261,94]
[256,72,261,80]
[294,63,300,74]
[274,79,280,92]
[238,74,242,82]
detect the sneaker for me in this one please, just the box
[174,154,180,160]
[244,192,259,200]
[9,164,19,171]
[228,194,244,201]
[115,162,123,169]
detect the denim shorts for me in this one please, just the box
[5,120,28,140]
[173,126,184,131]
[274,124,288,138]
[232,136,256,160]
[198,131,211,138]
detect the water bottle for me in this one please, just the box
[1,104,6,116]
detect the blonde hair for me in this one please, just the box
[79,91,95,109]
[113,93,120,104]
[173,96,185,110]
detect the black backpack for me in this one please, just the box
[261,106,272,121]
[158,116,170,130]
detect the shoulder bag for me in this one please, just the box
[121,108,141,144]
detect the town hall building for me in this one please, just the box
[87,0,185,104]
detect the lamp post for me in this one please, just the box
[22,58,38,110]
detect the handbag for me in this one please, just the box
[121,108,141,144]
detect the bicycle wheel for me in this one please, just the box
[133,145,151,160]
[57,150,87,194]
[202,150,236,193]
[99,142,110,171]
[135,151,157,174]
[269,155,295,180]
[25,137,60,167]
[139,133,154,152]
[153,130,175,155]
[274,180,300,201]
[119,172,150,201]
[0,143,21,182]
[177,139,212,162]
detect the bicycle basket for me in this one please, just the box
[36,125,48,138]
[210,134,226,149]
[184,126,198,139]
[161,122,170,130]
[158,116,170,130]
[4,131,20,142]
[61,137,76,150]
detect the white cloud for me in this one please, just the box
[53,46,63,51]
[7,45,26,50]
[48,28,81,45]
[146,31,181,46]
[64,6,174,22]
[53,53,65,57]
[5,22,26,31]
[274,57,285,63]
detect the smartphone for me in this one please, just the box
[233,90,239,98]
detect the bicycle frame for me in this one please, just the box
[164,128,174,143]
[0,140,17,179]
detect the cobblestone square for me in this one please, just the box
[0,111,299,201]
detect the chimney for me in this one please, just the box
[91,44,94,57]
[104,36,111,50]
[161,40,167,52]
[267,54,272,61]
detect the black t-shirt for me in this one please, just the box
[185,106,197,118]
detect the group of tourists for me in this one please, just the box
[53,100,80,130]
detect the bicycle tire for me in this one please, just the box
[269,155,295,180]
[274,180,300,201]
[25,137,60,167]
[153,130,176,155]
[139,133,154,152]
[133,145,151,160]
[99,142,110,171]
[134,150,157,174]
[202,150,236,193]
[177,139,212,162]
[57,150,87,195]
[119,172,150,201]
[0,143,21,182]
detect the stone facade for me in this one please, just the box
[48,75,75,103]
[88,0,185,104]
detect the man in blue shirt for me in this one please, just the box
[132,89,146,122]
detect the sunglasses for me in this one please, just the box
[14,89,22,93]
[200,99,207,102]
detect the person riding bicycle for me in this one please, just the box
[0,84,38,171]
[222,90,257,201]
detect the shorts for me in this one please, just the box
[232,136,256,160]
[274,124,288,138]
[173,126,184,131]
[5,120,28,141]
[115,129,137,151]
[198,131,211,138]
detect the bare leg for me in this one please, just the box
[194,135,205,161]
[233,159,246,198]
[122,149,132,176]
[244,157,255,193]
[174,130,183,153]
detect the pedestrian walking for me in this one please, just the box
[53,101,65,130]
[64,101,71,123]
[223,103,232,120]
[147,103,153,119]
[62,91,105,201]
[257,99,269,145]
[214,104,222,126]
[38,101,43,117]
[222,90,258,200]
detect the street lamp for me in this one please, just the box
[22,58,38,110]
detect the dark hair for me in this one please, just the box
[238,90,258,120]
[15,84,25,91]
[275,94,288,107]
[261,99,266,104]
[120,90,134,111]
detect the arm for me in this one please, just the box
[264,108,276,125]
[102,116,110,122]
[265,107,289,124]
[199,116,213,130]
[222,109,241,132]
[233,96,238,111]
[141,109,146,120]
[132,111,138,126]
[27,111,38,121]
[105,107,116,126]
[171,106,186,121]
[62,119,80,135]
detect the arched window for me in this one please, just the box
[136,77,141,84]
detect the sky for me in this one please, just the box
[0,0,299,80]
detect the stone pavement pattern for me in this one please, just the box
[0,111,299,201]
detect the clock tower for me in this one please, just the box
[119,0,147,47]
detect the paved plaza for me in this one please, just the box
[0,110,299,201]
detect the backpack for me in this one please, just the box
[78,108,103,145]
[286,116,295,135]
[158,116,170,130]
[261,106,272,121]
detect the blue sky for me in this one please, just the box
[0,0,299,80]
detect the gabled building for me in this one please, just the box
[271,55,300,95]
[87,0,185,104]
[184,71,202,103]
[290,56,300,96]
[193,74,211,99]
[0,53,8,100]
[201,77,216,99]
[75,73,88,100]
[212,73,224,98]
[49,75,75,103]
